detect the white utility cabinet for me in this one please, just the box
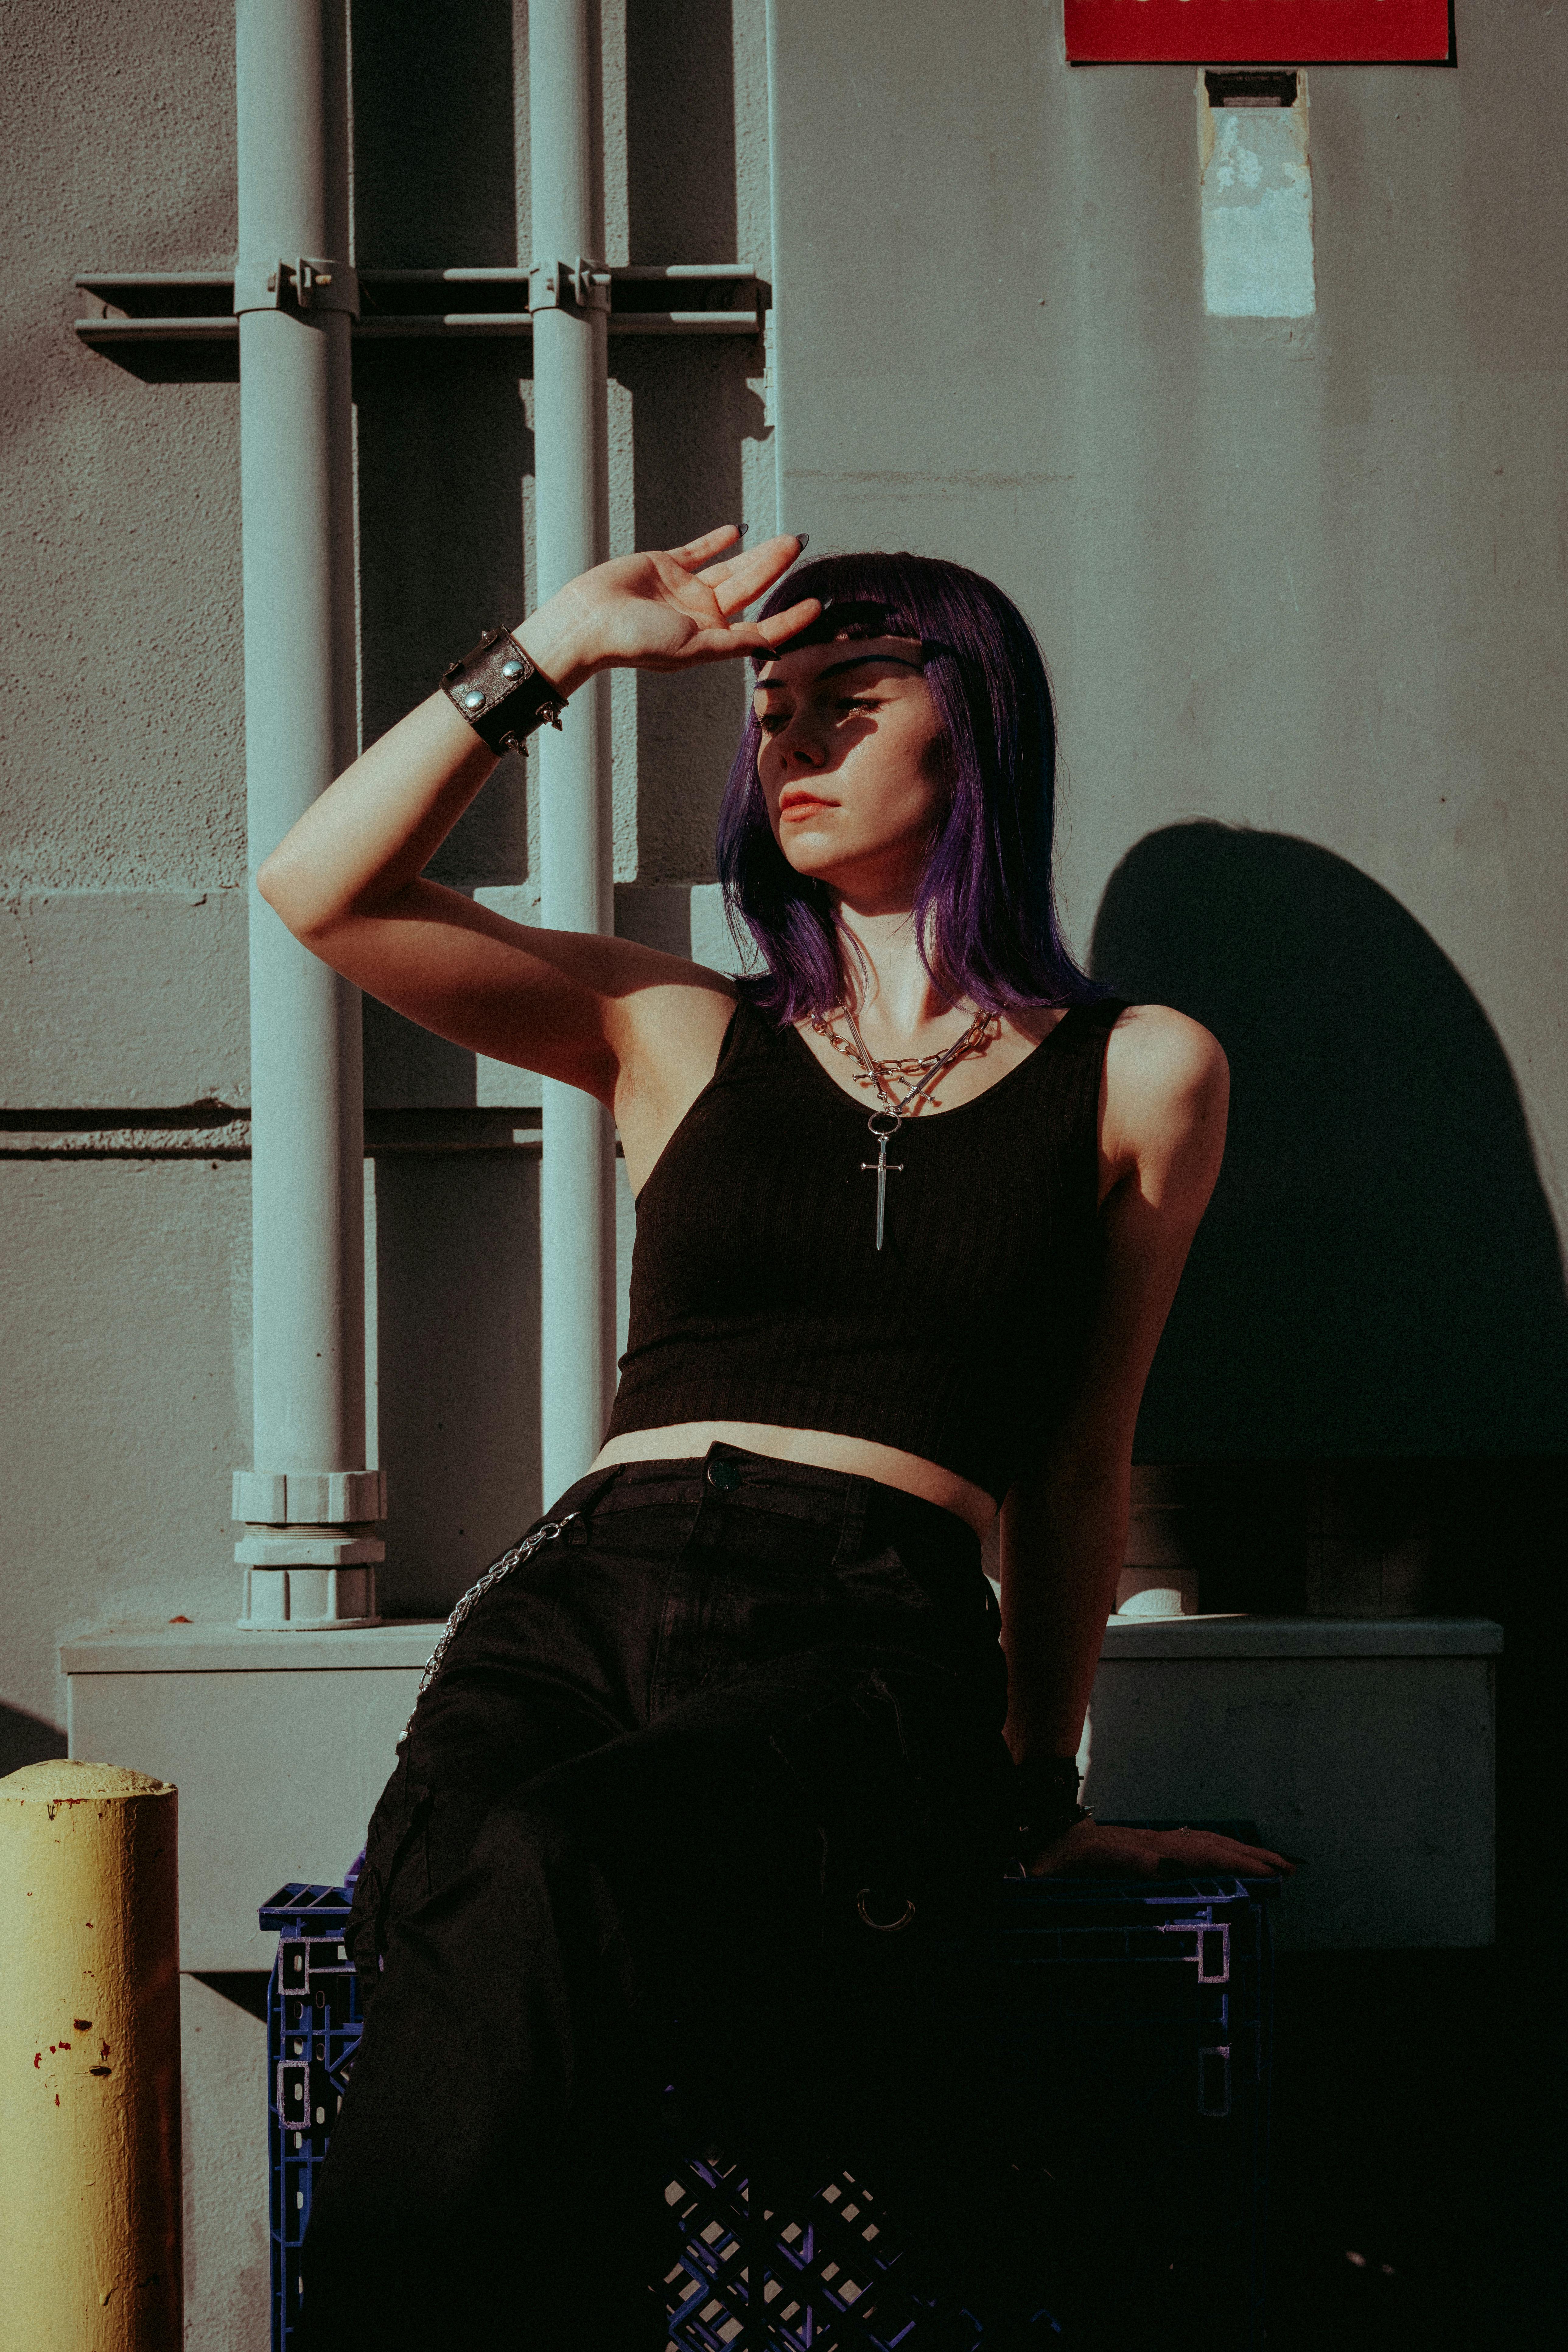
[64,1613,1500,1965]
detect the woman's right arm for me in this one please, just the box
[256,527,816,1115]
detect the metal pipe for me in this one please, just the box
[231,0,382,1625]
[765,0,790,534]
[530,0,616,1504]
[0,1763,181,2350]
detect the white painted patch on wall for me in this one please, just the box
[1199,74,1315,319]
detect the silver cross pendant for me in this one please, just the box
[861,1111,905,1251]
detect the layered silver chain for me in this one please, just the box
[404,1511,584,1734]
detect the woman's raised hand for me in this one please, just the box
[516,526,821,689]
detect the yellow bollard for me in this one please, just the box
[0,1761,182,2351]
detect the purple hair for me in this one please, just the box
[715,550,1108,1024]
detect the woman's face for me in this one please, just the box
[753,634,949,908]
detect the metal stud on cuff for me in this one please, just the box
[441,626,568,752]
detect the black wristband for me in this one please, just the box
[1011,1755,1088,1849]
[442,627,569,755]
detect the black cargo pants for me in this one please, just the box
[295,1443,1021,2350]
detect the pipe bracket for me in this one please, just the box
[234,256,362,319]
[528,257,612,315]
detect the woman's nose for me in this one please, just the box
[777,720,826,768]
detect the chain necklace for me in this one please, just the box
[808,1007,999,1095]
[817,1004,997,1251]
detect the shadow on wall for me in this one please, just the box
[352,0,518,272]
[352,0,529,1108]
[371,1149,543,1619]
[0,1703,67,1776]
[1090,822,1568,1462]
[624,0,767,883]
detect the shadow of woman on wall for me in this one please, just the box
[1090,820,1568,1465]
[1090,822,1567,2351]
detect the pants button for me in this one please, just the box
[707,1459,741,1492]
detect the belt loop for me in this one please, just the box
[563,1462,624,1533]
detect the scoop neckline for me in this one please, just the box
[779,1002,1085,1125]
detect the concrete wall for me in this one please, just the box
[768,0,1568,1465]
[0,0,777,1767]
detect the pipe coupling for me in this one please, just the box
[528,257,612,315]
[233,1468,387,1525]
[234,256,362,319]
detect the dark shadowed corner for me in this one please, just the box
[1089,820,1568,1465]
[0,1701,68,1776]
[1090,818,1566,2349]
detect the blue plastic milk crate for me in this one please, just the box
[263,1849,1276,2351]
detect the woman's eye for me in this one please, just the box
[758,713,788,734]
[837,698,877,714]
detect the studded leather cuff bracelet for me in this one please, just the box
[441,627,569,755]
[1011,1754,1089,1849]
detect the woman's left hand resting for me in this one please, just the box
[1026,1818,1296,1880]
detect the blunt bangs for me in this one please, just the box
[714,549,1109,1025]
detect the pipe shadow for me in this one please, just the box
[354,338,533,1108]
[352,0,526,1106]
[1089,821,1568,1462]
[351,0,517,271]
[0,1702,67,1777]
[626,0,739,267]
[623,0,765,884]
[370,1148,543,1618]
[622,339,764,885]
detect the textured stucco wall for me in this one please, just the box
[0,1158,254,1728]
[1,0,776,1751]
[768,0,1568,1461]
[1,0,244,896]
[179,1974,270,2352]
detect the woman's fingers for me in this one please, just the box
[701,534,810,614]
[566,532,816,674]
[669,523,746,569]
[685,596,821,655]
[1160,1832,1293,1876]
[658,596,825,670]
[756,596,824,643]
[721,597,824,649]
[1029,1821,1294,1880]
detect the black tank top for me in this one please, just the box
[604,995,1127,1501]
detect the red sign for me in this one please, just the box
[1064,2,1452,63]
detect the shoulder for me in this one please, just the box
[1101,1003,1228,1207]
[1104,1001,1228,1109]
[611,954,740,1076]
[610,963,742,1193]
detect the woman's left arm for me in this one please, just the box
[1000,1005,1293,1881]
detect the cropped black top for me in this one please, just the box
[603,994,1127,1501]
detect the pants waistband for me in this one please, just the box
[544,1443,987,1599]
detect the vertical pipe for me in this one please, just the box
[0,1763,181,2352]
[763,0,789,535]
[530,0,616,1502]
[232,0,381,1623]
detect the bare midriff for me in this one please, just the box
[588,1421,998,1538]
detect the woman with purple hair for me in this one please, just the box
[261,525,1290,2348]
